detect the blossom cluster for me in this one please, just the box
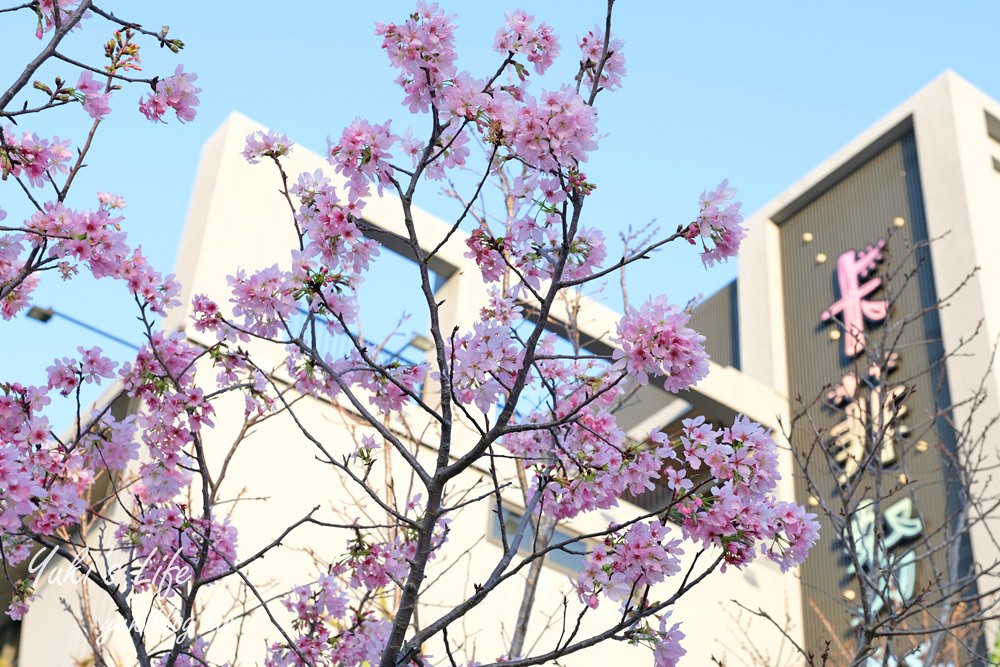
[202,139,436,419]
[265,491,451,666]
[503,376,655,520]
[267,582,390,667]
[0,359,138,619]
[346,531,416,589]
[1,195,180,320]
[0,323,243,623]
[0,125,72,187]
[358,2,622,308]
[156,637,210,667]
[75,71,112,120]
[185,132,441,429]
[355,358,428,413]
[507,86,600,172]
[500,340,817,661]
[659,415,820,572]
[493,10,559,75]
[652,613,686,667]
[376,2,458,114]
[687,179,746,268]
[1,0,230,649]
[267,518,445,667]
[242,129,293,164]
[560,414,818,660]
[1,10,198,316]
[463,210,607,290]
[449,317,524,412]
[612,295,709,391]
[579,26,627,92]
[139,65,201,123]
[575,520,683,606]
[328,118,396,199]
[115,506,238,597]
[119,331,207,503]
[203,164,373,346]
[33,0,81,38]
[46,345,116,396]
[0,274,37,321]
[368,0,613,298]
[290,168,380,278]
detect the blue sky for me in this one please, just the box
[3,1,1000,427]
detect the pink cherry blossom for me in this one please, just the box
[688,179,746,268]
[449,318,523,412]
[1,126,72,187]
[576,520,683,605]
[579,26,627,92]
[503,86,599,171]
[97,191,126,209]
[440,72,490,122]
[75,71,112,120]
[652,613,686,667]
[465,228,507,283]
[243,129,294,163]
[328,118,396,198]
[612,296,709,392]
[494,10,560,75]
[375,2,458,113]
[1,274,38,320]
[139,65,201,123]
[33,0,81,38]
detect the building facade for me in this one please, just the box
[735,70,1000,663]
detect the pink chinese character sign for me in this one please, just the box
[821,239,889,357]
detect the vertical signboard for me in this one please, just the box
[778,131,966,662]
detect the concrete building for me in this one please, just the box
[3,70,999,665]
[732,70,999,663]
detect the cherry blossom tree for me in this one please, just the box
[0,2,818,666]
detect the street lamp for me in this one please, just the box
[407,334,434,352]
[26,306,53,323]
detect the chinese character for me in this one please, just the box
[848,497,923,574]
[847,498,923,627]
[821,239,889,357]
[826,356,908,484]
